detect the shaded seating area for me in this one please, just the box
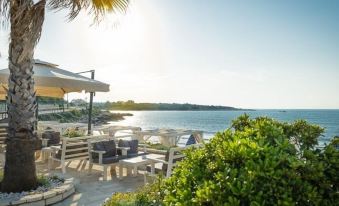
[89,136,126,180]
[88,136,148,180]
[23,124,204,184]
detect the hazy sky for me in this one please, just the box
[0,0,338,109]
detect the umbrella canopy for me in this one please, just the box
[0,59,109,100]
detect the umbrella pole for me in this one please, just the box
[88,71,95,135]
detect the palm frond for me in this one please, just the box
[48,0,129,22]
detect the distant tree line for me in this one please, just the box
[96,100,246,111]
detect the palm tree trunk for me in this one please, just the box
[1,0,45,193]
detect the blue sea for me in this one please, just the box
[111,110,339,146]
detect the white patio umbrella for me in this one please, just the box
[0,59,109,99]
[0,59,110,134]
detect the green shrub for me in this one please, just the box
[37,175,51,187]
[163,115,338,205]
[63,127,86,138]
[103,177,165,206]
[105,115,339,206]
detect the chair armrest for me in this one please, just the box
[146,157,168,164]
[50,145,61,151]
[91,150,107,154]
[90,150,106,164]
[116,146,130,150]
[117,147,130,156]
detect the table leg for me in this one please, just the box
[41,151,45,162]
[150,162,155,175]
[133,165,138,177]
[119,163,123,180]
[127,167,132,175]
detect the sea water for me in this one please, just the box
[110,110,339,146]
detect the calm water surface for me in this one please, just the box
[110,110,339,145]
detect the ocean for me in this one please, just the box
[110,110,339,146]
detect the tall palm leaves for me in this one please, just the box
[0,0,128,192]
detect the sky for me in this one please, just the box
[0,0,338,109]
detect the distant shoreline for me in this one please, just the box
[96,100,254,111]
[38,109,133,125]
[109,109,255,111]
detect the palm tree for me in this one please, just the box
[0,0,128,192]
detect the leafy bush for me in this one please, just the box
[103,177,165,206]
[37,175,51,187]
[63,127,86,138]
[163,115,338,205]
[105,115,339,206]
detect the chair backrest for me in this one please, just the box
[60,136,92,161]
[88,135,115,160]
[118,139,139,155]
[164,143,202,178]
[185,134,197,146]
[92,139,117,158]
[42,131,60,146]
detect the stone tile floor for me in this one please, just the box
[36,160,145,206]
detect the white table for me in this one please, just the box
[118,153,165,179]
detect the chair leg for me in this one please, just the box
[127,167,133,176]
[103,165,108,181]
[133,166,138,177]
[83,160,87,168]
[144,173,148,185]
[48,158,52,171]
[118,163,123,180]
[110,165,117,177]
[88,163,93,174]
[61,161,66,174]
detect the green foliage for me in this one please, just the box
[38,109,86,122]
[163,115,338,205]
[103,100,242,111]
[37,175,50,187]
[105,115,338,206]
[63,127,86,138]
[38,108,131,123]
[70,99,87,107]
[49,175,64,183]
[103,177,165,206]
